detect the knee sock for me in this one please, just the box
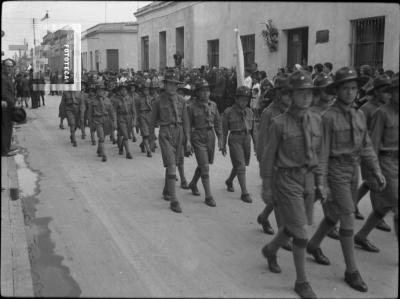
[200,174,212,198]
[356,181,370,205]
[226,167,237,183]
[163,168,168,194]
[293,238,308,283]
[123,140,131,155]
[190,167,201,186]
[268,227,292,254]
[178,164,187,184]
[339,228,357,273]
[166,172,177,203]
[308,217,337,249]
[259,204,274,221]
[356,210,384,239]
[237,171,248,195]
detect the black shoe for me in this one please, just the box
[354,235,380,252]
[306,246,330,265]
[327,227,340,240]
[91,140,96,146]
[180,181,189,189]
[81,135,85,140]
[188,182,201,196]
[59,124,65,129]
[261,245,281,273]
[72,141,77,147]
[162,190,170,201]
[140,143,145,153]
[205,196,216,207]
[225,180,234,192]
[281,240,293,252]
[240,193,252,203]
[102,155,107,162]
[257,215,274,235]
[294,281,317,299]
[119,148,124,155]
[355,209,365,220]
[376,219,391,232]
[170,201,182,213]
[126,153,133,159]
[147,151,152,158]
[344,270,368,292]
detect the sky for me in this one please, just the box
[1,1,152,58]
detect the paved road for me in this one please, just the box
[13,94,398,298]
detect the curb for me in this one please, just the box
[1,155,34,297]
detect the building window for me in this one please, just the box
[90,51,93,71]
[95,50,100,71]
[350,16,385,69]
[207,39,219,68]
[240,34,255,69]
[141,36,149,71]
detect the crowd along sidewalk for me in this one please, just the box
[1,155,34,297]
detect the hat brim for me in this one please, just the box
[163,79,184,84]
[381,83,399,92]
[326,76,370,94]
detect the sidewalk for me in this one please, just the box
[1,154,34,297]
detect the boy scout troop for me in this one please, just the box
[51,65,398,299]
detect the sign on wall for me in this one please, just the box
[316,30,329,43]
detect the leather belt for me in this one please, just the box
[230,130,248,135]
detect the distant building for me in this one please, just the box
[134,1,400,76]
[42,28,75,76]
[81,22,138,72]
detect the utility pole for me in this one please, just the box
[33,18,36,70]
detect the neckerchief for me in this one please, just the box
[289,108,312,163]
[169,94,179,124]
[335,101,357,144]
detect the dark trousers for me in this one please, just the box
[31,92,41,108]
[1,108,13,155]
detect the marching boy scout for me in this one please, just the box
[186,79,223,207]
[221,86,257,203]
[260,70,324,299]
[115,83,137,159]
[150,68,191,213]
[306,67,386,293]
[355,73,398,251]
[60,89,80,147]
[136,79,155,157]
[310,74,341,241]
[256,75,291,238]
[88,82,117,162]
[354,75,392,231]
[87,84,98,146]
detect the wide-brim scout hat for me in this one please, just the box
[3,58,16,67]
[367,74,391,93]
[235,86,252,99]
[313,73,335,95]
[273,74,291,91]
[178,83,192,95]
[289,70,316,90]
[163,68,183,84]
[381,73,399,92]
[194,78,212,91]
[326,67,370,94]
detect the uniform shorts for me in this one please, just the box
[274,168,315,239]
[371,155,398,215]
[323,160,359,221]
[191,129,216,165]
[228,133,251,171]
[117,116,133,140]
[65,106,79,128]
[159,125,184,168]
[138,111,151,137]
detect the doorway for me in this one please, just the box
[287,27,308,70]
[176,27,184,59]
[141,36,149,71]
[159,31,166,71]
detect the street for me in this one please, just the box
[11,94,399,298]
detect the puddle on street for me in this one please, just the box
[15,152,82,297]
